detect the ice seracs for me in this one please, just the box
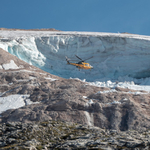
[0,30,150,91]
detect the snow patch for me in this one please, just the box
[44,77,57,81]
[96,89,148,95]
[83,96,87,99]
[0,94,39,114]
[17,79,30,82]
[107,101,121,105]
[2,60,19,70]
[120,98,130,103]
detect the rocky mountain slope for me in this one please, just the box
[0,48,150,133]
[1,120,150,150]
[0,35,150,149]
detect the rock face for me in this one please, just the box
[0,48,150,132]
[0,120,150,150]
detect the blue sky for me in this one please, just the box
[1,0,150,35]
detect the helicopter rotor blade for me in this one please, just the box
[75,55,83,61]
[68,58,78,61]
[83,56,94,61]
[65,56,77,61]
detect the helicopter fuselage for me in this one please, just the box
[68,62,93,69]
[66,55,93,70]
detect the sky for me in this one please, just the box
[1,0,150,35]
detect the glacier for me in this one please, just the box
[0,30,150,87]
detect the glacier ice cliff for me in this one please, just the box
[0,31,150,85]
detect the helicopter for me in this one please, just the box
[65,55,93,70]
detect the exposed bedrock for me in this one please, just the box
[1,77,150,131]
[0,48,150,131]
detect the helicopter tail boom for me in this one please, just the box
[65,56,70,64]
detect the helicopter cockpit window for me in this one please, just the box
[85,64,89,66]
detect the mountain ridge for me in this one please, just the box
[0,28,61,31]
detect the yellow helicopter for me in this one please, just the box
[66,55,93,70]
